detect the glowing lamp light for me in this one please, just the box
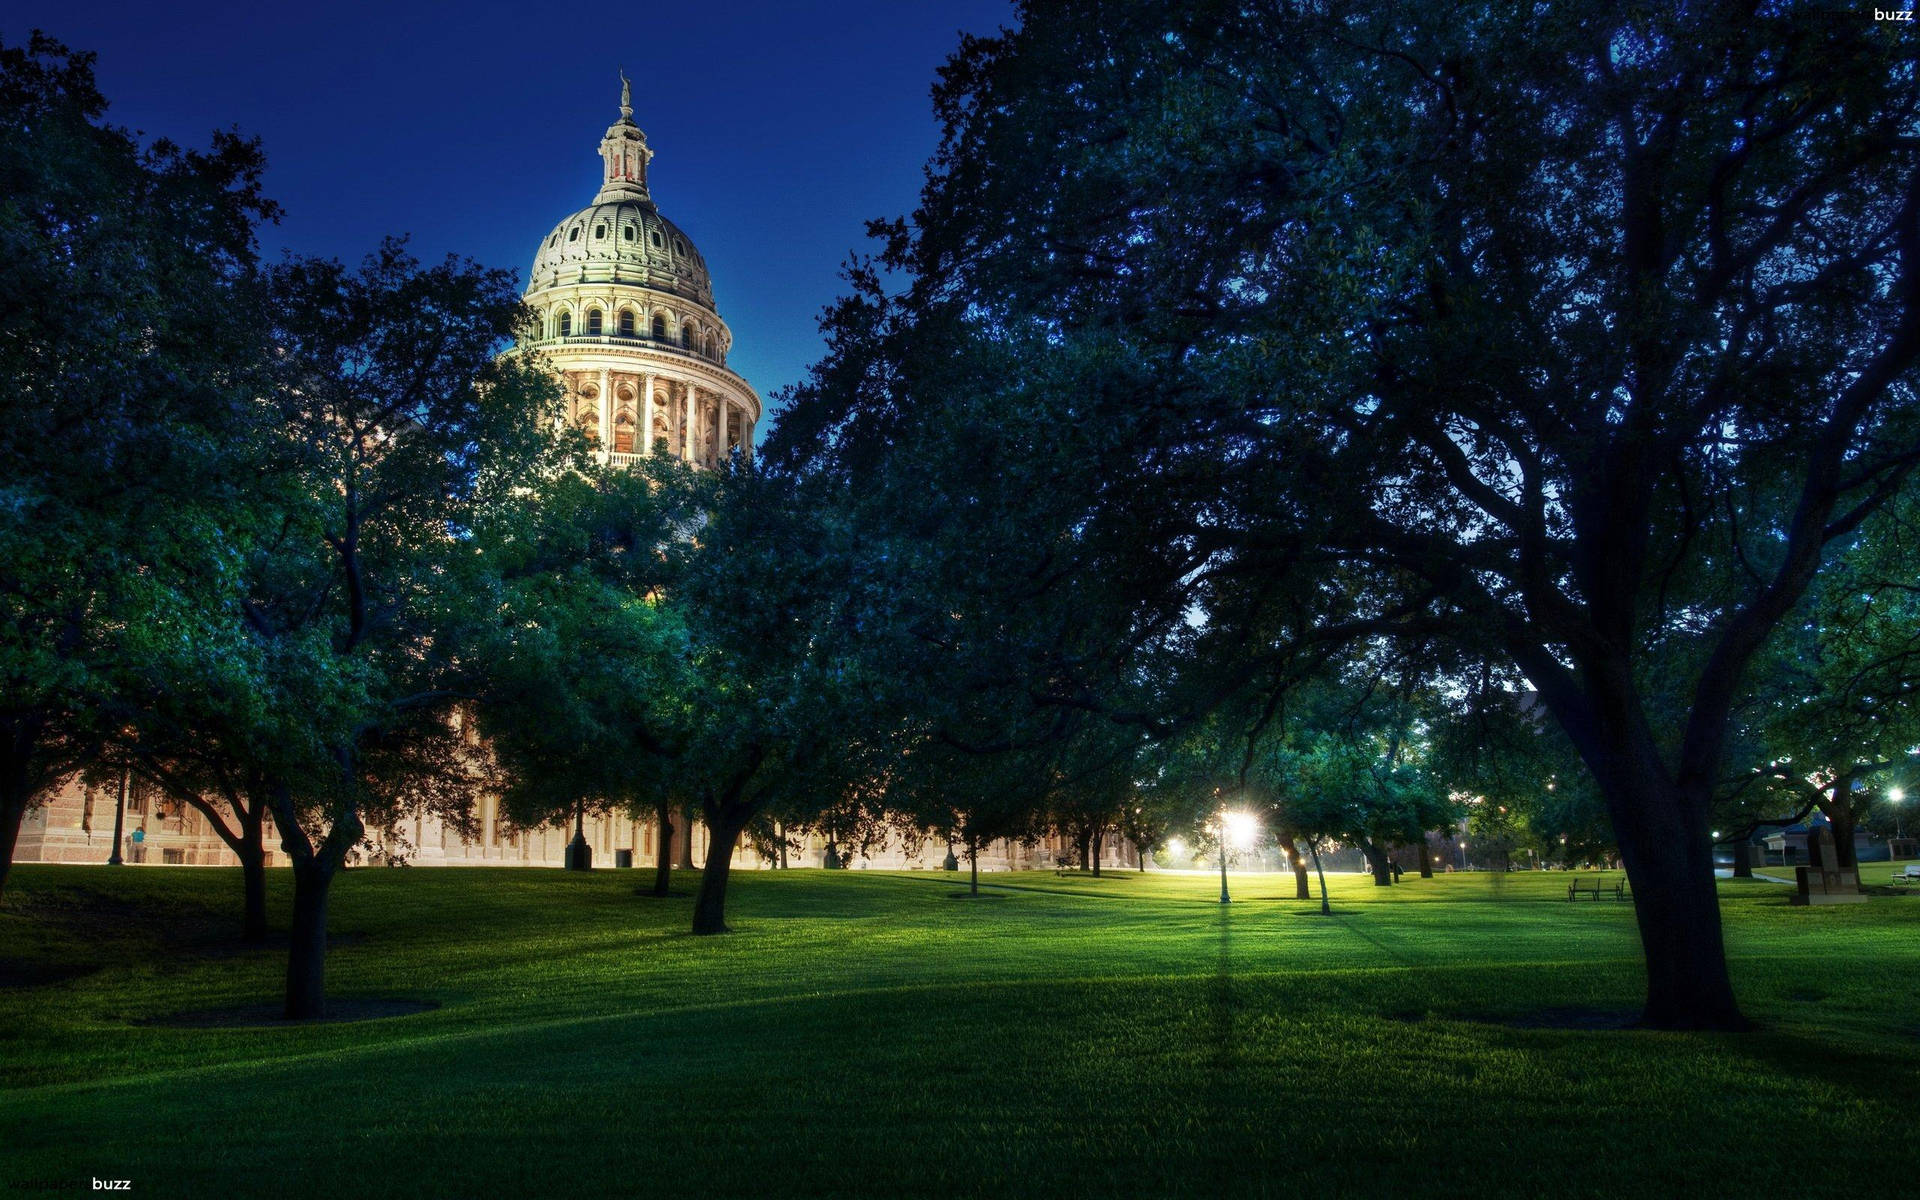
[1222,810,1261,849]
[1167,837,1187,860]
[1892,787,1907,803]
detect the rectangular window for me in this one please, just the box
[162,848,184,865]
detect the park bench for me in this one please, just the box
[1567,878,1629,902]
[1054,856,1077,877]
[1891,864,1920,887]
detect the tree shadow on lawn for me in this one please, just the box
[0,882,371,975]
[0,957,99,989]
[134,997,440,1028]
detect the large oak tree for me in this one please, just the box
[776,2,1920,1029]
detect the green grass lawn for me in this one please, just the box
[2,864,1915,1198]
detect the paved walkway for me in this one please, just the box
[1717,868,1796,884]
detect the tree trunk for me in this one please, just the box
[1417,839,1434,879]
[1308,840,1331,916]
[0,723,45,905]
[1732,844,1753,878]
[1090,828,1104,878]
[238,834,269,944]
[1824,798,1860,873]
[1278,833,1311,899]
[690,817,745,935]
[968,836,980,896]
[1607,781,1746,1031]
[1362,838,1393,886]
[678,804,696,870]
[1075,826,1091,871]
[651,801,673,897]
[1137,841,1148,873]
[0,789,27,905]
[285,858,334,1020]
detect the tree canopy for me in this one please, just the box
[772,1,1920,1029]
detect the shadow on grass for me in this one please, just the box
[1458,1006,1639,1031]
[136,997,440,1028]
[0,958,99,988]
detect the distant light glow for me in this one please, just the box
[1167,837,1186,859]
[1892,787,1907,803]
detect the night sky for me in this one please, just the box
[2,1,1016,427]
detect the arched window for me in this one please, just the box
[593,224,606,239]
[586,309,603,336]
[548,234,559,248]
[652,313,667,340]
[618,310,635,337]
[623,225,635,241]
[649,230,662,248]
[569,226,581,242]
[680,324,692,349]
[674,237,686,256]
[613,410,635,454]
[557,311,572,337]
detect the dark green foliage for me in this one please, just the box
[471,455,700,866]
[234,243,571,1016]
[773,0,1920,1029]
[0,31,278,900]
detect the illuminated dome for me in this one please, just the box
[528,201,714,309]
[521,76,758,467]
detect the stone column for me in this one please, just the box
[641,373,655,456]
[597,367,612,461]
[683,383,696,464]
[718,400,731,461]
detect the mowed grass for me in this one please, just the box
[1,864,1915,1199]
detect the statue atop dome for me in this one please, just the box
[619,71,632,122]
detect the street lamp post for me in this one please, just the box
[106,766,128,866]
[1892,787,1907,840]
[566,798,593,870]
[1458,840,1468,870]
[1218,814,1231,904]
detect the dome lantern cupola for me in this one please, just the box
[597,72,653,204]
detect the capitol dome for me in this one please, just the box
[528,200,714,309]
[521,77,758,468]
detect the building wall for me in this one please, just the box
[11,776,1142,874]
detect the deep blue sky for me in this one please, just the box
[4,1,1016,427]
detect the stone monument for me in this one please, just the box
[1791,826,1866,905]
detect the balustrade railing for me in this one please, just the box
[543,332,726,366]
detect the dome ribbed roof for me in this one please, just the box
[524,80,716,311]
[528,200,714,309]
